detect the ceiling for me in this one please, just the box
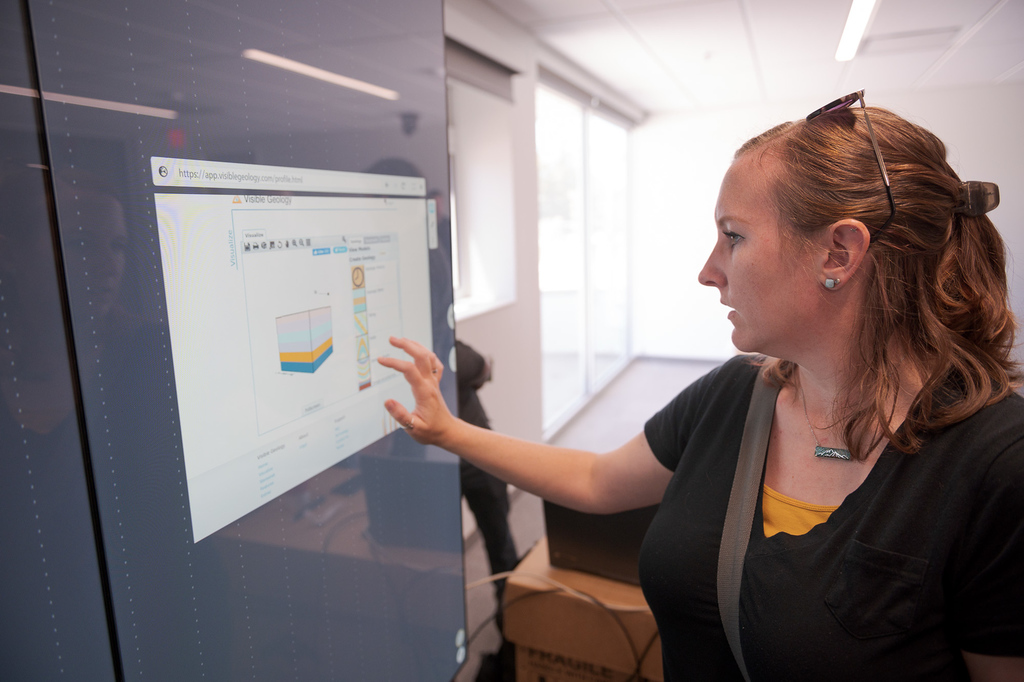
[483,0,1024,115]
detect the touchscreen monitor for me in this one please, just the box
[11,0,465,679]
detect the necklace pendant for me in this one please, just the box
[815,445,852,461]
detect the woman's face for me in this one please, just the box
[698,152,820,359]
[64,193,127,318]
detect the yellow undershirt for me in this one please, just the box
[762,484,840,537]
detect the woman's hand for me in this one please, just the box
[377,336,457,446]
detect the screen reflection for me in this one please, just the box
[0,1,117,677]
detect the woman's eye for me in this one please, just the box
[724,231,742,246]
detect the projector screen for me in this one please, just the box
[1,0,464,679]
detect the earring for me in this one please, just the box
[825,278,839,289]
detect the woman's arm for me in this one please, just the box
[962,652,1024,681]
[378,337,673,514]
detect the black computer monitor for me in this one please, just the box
[545,501,658,585]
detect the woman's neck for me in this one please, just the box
[794,353,923,438]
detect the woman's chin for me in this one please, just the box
[730,330,759,354]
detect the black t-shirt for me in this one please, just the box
[640,356,1024,681]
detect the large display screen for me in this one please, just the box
[3,0,465,679]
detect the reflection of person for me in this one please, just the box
[456,340,518,591]
[379,94,1024,679]
[0,170,127,431]
[2,165,233,678]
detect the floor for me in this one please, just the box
[453,356,720,681]
[541,351,629,430]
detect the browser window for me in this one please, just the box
[153,159,437,539]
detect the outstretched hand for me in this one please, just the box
[377,336,457,445]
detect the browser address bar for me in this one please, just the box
[150,156,425,196]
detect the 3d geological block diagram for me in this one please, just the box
[276,307,334,373]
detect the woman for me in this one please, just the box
[378,94,1024,680]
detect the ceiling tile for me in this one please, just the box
[540,18,701,109]
[841,49,946,95]
[966,0,1024,45]
[760,61,848,104]
[744,0,850,64]
[617,1,758,108]
[871,0,1001,36]
[924,42,1024,88]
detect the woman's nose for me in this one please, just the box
[698,254,722,289]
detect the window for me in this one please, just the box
[447,78,516,316]
[445,39,518,319]
[537,85,631,433]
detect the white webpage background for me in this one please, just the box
[153,193,432,541]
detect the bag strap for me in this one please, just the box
[717,375,779,682]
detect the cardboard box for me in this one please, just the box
[504,537,662,682]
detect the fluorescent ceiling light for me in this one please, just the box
[835,0,880,62]
[242,49,400,101]
[0,83,178,119]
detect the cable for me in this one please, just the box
[466,570,651,612]
[634,628,662,682]
[465,588,558,649]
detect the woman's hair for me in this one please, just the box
[739,106,1020,460]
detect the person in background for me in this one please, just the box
[456,340,518,594]
[380,93,1024,680]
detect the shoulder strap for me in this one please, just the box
[717,374,779,682]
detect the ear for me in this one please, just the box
[820,219,870,290]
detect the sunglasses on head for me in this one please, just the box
[806,90,896,237]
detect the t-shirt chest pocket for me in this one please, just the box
[825,540,929,639]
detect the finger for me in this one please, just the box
[388,336,430,361]
[377,355,422,386]
[413,349,437,377]
[389,336,442,380]
[383,398,414,429]
[378,355,437,397]
[377,354,414,374]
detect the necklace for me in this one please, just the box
[800,388,852,461]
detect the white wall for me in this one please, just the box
[632,83,1024,364]
[448,80,518,313]
[444,0,544,441]
[631,108,774,361]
